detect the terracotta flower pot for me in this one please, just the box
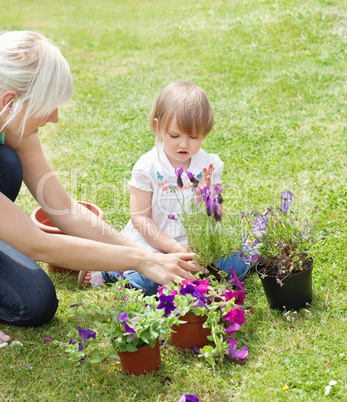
[31,201,105,274]
[171,312,211,349]
[117,339,161,375]
[256,258,314,311]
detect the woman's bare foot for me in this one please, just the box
[0,329,11,343]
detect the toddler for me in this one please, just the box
[88,82,251,292]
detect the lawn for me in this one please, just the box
[0,0,347,400]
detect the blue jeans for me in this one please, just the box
[102,251,251,296]
[0,145,58,327]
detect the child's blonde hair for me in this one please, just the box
[0,30,74,136]
[149,81,214,139]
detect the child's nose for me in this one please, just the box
[180,136,188,147]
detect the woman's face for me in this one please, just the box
[4,104,59,138]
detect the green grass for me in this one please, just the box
[1,0,347,400]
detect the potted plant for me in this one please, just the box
[63,280,177,375]
[174,168,250,281]
[157,274,248,366]
[241,191,324,311]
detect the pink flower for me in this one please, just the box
[220,289,246,305]
[223,308,246,334]
[158,285,178,296]
[225,338,248,361]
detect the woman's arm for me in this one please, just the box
[130,186,190,253]
[2,133,208,282]
[0,192,202,284]
[7,132,142,248]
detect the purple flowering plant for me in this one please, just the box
[241,191,324,279]
[64,280,177,363]
[158,275,248,366]
[176,168,244,269]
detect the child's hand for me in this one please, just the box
[195,163,214,197]
[200,163,214,188]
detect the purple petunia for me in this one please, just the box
[157,294,177,316]
[43,337,51,342]
[224,338,248,361]
[177,394,199,402]
[180,284,205,301]
[281,191,293,214]
[124,322,136,340]
[175,166,184,188]
[180,284,209,311]
[77,327,97,343]
[118,312,129,323]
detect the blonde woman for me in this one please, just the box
[0,32,204,344]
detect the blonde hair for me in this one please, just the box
[0,31,74,135]
[149,81,214,139]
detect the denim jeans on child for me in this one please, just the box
[0,145,59,327]
[102,251,252,296]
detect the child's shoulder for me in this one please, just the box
[132,146,157,171]
[196,148,223,167]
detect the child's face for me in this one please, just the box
[161,116,203,170]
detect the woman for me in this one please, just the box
[0,31,206,343]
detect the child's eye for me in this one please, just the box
[190,136,198,140]
[169,134,179,139]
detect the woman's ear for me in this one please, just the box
[0,90,17,112]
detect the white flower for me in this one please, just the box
[325,385,331,395]
[325,380,337,395]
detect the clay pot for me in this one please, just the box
[117,339,161,375]
[31,201,105,274]
[171,312,211,349]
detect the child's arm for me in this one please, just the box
[130,186,191,254]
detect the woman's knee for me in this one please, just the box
[0,267,59,328]
[16,273,59,327]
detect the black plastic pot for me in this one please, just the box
[256,259,313,311]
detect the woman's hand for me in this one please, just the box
[137,252,209,285]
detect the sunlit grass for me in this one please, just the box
[1,0,347,400]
